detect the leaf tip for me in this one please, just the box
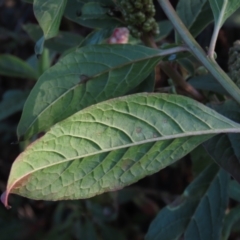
[1,191,11,209]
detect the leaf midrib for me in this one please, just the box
[10,128,240,191]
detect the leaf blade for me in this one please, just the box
[17,44,163,140]
[145,163,229,240]
[3,93,240,206]
[209,0,240,27]
[33,0,67,39]
[0,54,37,80]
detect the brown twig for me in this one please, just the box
[141,34,204,101]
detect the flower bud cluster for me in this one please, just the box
[120,0,159,38]
[228,40,240,88]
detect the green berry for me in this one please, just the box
[135,12,146,23]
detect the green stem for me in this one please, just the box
[208,0,228,59]
[158,0,240,105]
[158,46,190,56]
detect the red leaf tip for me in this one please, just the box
[1,191,11,209]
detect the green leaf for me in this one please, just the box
[204,100,240,183]
[0,90,29,121]
[64,0,121,29]
[145,164,229,240]
[23,24,83,53]
[190,145,212,176]
[33,0,67,39]
[222,205,240,240]
[176,0,213,39]
[17,44,164,140]
[0,55,37,80]
[2,93,240,206]
[188,73,228,95]
[229,180,240,202]
[81,2,108,19]
[155,20,173,41]
[35,36,45,56]
[204,134,240,183]
[208,0,240,27]
[79,28,114,47]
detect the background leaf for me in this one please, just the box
[229,180,240,202]
[145,163,229,240]
[64,0,121,29]
[208,0,240,27]
[33,0,67,39]
[17,44,163,140]
[190,145,212,176]
[204,100,240,183]
[203,134,240,183]
[0,54,37,80]
[188,73,228,95]
[3,93,240,206]
[176,0,213,39]
[23,24,83,53]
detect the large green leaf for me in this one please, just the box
[0,55,37,80]
[145,163,229,240]
[209,0,240,27]
[33,0,67,39]
[2,93,240,207]
[17,44,164,140]
[176,0,213,39]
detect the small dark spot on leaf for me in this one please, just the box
[121,159,134,171]
[136,127,142,133]
[153,133,158,138]
[79,75,91,84]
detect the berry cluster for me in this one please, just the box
[228,40,240,88]
[119,0,159,38]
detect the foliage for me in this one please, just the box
[1,0,240,239]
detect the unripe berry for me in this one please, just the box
[135,12,146,23]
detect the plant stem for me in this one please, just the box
[142,34,204,101]
[158,46,190,56]
[158,0,240,105]
[208,0,228,59]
